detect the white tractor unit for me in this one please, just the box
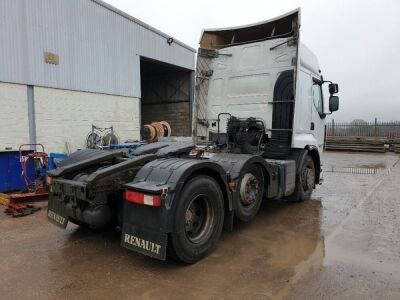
[47,9,339,263]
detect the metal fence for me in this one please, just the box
[326,119,400,138]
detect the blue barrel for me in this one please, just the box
[0,151,35,192]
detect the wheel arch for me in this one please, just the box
[190,160,272,213]
[252,161,271,198]
[167,162,233,233]
[182,167,232,213]
[305,145,321,184]
[130,158,232,212]
[125,158,232,234]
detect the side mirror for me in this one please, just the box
[329,83,339,94]
[329,95,339,112]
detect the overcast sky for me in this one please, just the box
[105,0,400,122]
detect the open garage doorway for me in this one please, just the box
[140,58,193,137]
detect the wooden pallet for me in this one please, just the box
[393,144,400,153]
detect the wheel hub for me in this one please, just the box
[302,167,315,190]
[239,173,260,206]
[185,208,194,223]
[184,195,213,244]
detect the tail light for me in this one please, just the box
[124,190,162,207]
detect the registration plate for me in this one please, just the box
[47,209,68,229]
[47,197,68,229]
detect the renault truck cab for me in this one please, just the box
[194,8,339,159]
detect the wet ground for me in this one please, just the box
[0,151,399,299]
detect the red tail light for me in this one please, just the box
[124,190,162,207]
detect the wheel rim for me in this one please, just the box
[86,132,101,149]
[184,194,214,244]
[239,173,260,207]
[301,163,315,191]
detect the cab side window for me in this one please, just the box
[312,83,323,114]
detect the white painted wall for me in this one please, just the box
[0,82,29,150]
[34,87,140,153]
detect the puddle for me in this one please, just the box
[41,199,325,300]
[356,162,386,169]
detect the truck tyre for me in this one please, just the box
[169,175,224,263]
[235,164,264,222]
[287,154,315,202]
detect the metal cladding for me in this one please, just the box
[0,0,195,97]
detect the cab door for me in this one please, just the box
[310,79,325,150]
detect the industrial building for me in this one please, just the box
[0,0,195,153]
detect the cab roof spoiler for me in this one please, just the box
[199,8,301,50]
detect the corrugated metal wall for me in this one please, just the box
[0,0,195,98]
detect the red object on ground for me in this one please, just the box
[4,202,41,217]
[9,188,48,203]
[18,144,48,188]
[12,144,49,203]
[2,144,49,217]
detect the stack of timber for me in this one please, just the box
[388,138,400,153]
[325,136,386,152]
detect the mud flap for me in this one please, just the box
[121,224,167,260]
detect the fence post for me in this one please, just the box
[332,119,335,136]
[374,117,378,137]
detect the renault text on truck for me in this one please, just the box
[47,9,340,263]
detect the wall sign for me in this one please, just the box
[44,52,59,65]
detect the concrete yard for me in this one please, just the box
[0,151,399,300]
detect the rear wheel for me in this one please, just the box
[235,164,264,222]
[287,154,315,202]
[169,176,224,263]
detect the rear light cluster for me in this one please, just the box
[124,190,162,207]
